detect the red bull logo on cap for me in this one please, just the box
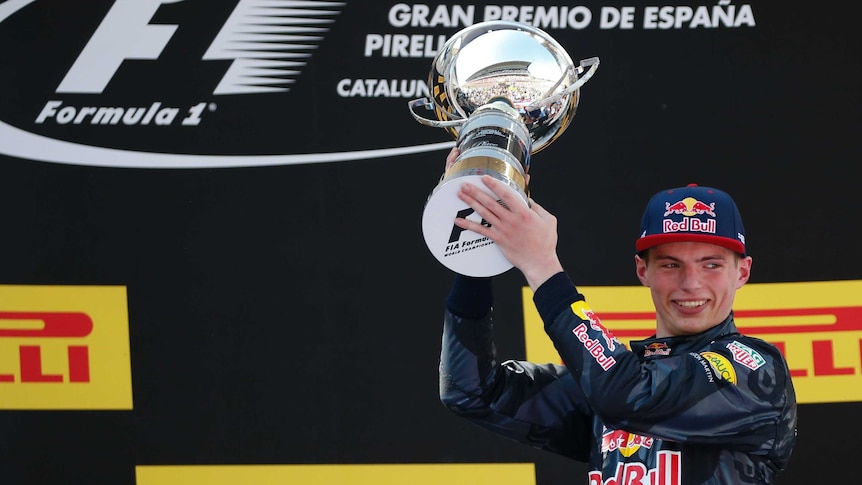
[662,196,717,236]
[664,197,716,217]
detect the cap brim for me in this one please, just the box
[636,234,746,255]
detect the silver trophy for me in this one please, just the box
[409,20,599,277]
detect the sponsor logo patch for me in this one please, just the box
[726,340,766,370]
[700,351,737,384]
[570,301,618,371]
[643,342,671,357]
[601,428,654,458]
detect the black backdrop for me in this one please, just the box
[0,1,860,484]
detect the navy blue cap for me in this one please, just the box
[636,184,746,255]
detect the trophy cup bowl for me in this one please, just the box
[409,20,598,277]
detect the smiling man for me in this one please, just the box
[438,159,798,484]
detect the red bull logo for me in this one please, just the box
[644,342,671,357]
[573,323,618,371]
[588,450,681,485]
[569,302,620,371]
[664,197,716,217]
[583,308,620,351]
[601,429,654,457]
[662,217,716,234]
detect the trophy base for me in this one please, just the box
[422,174,528,277]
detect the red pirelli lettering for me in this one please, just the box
[0,312,93,383]
[0,312,93,337]
[20,346,63,382]
[812,340,855,376]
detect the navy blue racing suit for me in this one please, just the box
[439,273,797,484]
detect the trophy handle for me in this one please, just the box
[573,57,601,90]
[526,57,600,111]
[408,98,468,129]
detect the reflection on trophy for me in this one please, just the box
[409,20,599,277]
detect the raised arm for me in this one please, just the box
[439,274,593,461]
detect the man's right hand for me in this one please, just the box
[452,172,563,290]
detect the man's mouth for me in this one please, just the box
[675,300,707,309]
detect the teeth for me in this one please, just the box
[677,300,706,308]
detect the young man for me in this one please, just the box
[439,168,798,483]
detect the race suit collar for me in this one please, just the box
[628,312,739,359]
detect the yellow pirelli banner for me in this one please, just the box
[522,280,862,404]
[136,463,536,485]
[0,285,133,410]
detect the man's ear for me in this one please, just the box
[736,255,753,289]
[635,254,649,287]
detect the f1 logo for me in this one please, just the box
[57,0,182,93]
[0,312,93,383]
[448,207,491,243]
[56,0,344,95]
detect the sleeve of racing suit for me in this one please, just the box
[439,274,594,461]
[533,272,796,456]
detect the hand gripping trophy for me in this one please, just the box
[409,21,599,277]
